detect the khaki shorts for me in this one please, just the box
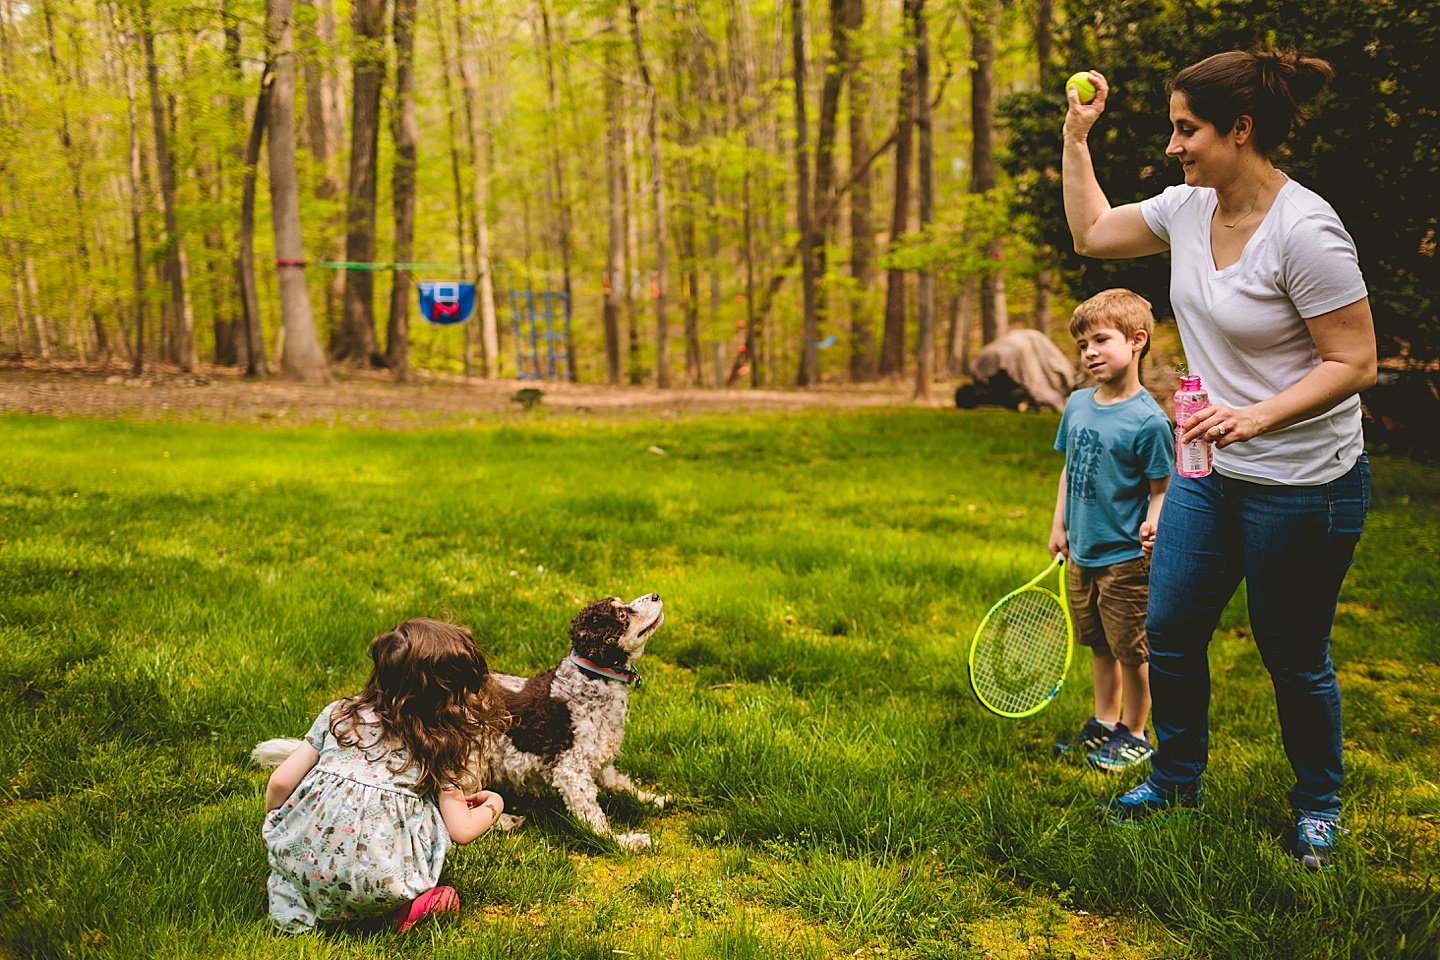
[1067,556,1151,666]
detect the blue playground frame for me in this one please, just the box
[509,282,571,381]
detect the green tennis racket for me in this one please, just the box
[968,556,1075,718]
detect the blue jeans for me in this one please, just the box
[1145,455,1370,821]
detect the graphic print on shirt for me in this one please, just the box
[1067,427,1102,503]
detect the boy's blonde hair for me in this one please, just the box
[1069,288,1155,342]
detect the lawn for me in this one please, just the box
[1,408,1437,960]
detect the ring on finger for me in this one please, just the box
[1218,424,1227,436]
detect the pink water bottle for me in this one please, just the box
[1174,374,1213,478]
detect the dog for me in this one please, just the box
[253,594,669,851]
[483,592,669,850]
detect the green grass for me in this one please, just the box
[1,408,1437,960]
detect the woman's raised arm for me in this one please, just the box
[1062,72,1169,260]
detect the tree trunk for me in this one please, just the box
[386,0,418,377]
[602,17,624,386]
[879,59,916,377]
[117,29,148,373]
[24,256,49,358]
[297,0,346,342]
[969,2,1005,344]
[434,0,471,378]
[911,0,934,403]
[238,64,272,377]
[42,0,106,361]
[792,0,819,386]
[539,1,575,381]
[139,0,195,370]
[624,114,641,384]
[267,0,330,382]
[338,0,386,364]
[1032,0,1055,334]
[452,0,499,377]
[807,0,848,385]
[846,0,875,382]
[629,0,669,388]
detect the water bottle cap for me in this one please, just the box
[1179,375,1203,390]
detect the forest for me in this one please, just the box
[0,0,1435,390]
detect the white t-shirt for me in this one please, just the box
[1140,179,1368,485]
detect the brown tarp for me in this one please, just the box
[968,329,1078,412]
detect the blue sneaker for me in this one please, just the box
[1098,779,1202,826]
[1055,717,1111,758]
[1087,723,1153,772]
[1295,817,1345,871]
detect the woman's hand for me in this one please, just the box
[1063,71,1109,143]
[1180,404,1263,448]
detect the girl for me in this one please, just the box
[262,618,509,932]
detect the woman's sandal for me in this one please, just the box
[390,885,460,933]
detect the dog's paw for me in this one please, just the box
[635,790,672,809]
[614,832,652,851]
[495,813,525,832]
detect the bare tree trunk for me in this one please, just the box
[338,0,386,364]
[948,281,975,375]
[434,0,471,377]
[238,63,272,377]
[879,59,916,377]
[1032,0,1054,334]
[969,1,1005,344]
[911,0,934,402]
[267,0,330,382]
[791,0,819,386]
[297,0,346,342]
[386,0,418,377]
[846,0,875,382]
[139,0,195,370]
[629,0,670,388]
[24,256,49,358]
[602,16,624,386]
[624,114,641,384]
[451,0,498,377]
[120,26,147,374]
[539,1,576,381]
[807,0,848,385]
[42,0,106,361]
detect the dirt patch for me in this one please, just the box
[0,358,938,429]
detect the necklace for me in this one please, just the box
[1219,170,1280,228]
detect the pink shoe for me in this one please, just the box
[390,885,460,933]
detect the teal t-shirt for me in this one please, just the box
[1054,388,1174,568]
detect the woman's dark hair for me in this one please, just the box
[331,618,507,797]
[1172,49,1334,156]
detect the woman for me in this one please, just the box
[1061,49,1376,870]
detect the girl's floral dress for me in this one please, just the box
[262,702,451,932]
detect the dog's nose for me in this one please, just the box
[647,593,660,602]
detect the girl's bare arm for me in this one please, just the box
[264,742,321,813]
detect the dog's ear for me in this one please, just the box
[570,597,628,667]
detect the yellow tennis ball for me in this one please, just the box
[1066,72,1096,104]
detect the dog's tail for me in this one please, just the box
[251,738,305,768]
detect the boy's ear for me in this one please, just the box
[1131,329,1149,353]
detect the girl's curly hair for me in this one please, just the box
[330,618,507,797]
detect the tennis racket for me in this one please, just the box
[968,556,1074,718]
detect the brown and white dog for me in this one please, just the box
[252,594,668,851]
[485,593,669,850]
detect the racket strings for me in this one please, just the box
[971,589,1069,715]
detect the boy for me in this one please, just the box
[1049,289,1173,771]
